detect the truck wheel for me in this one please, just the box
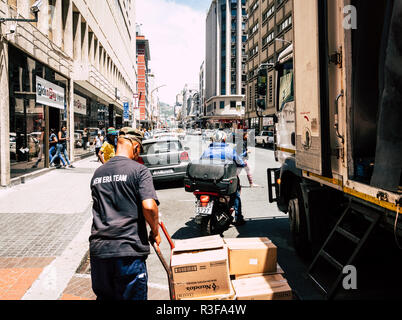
[288,183,312,259]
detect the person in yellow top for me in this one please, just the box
[98,128,117,164]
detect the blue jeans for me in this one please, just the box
[90,256,148,300]
[49,146,56,163]
[231,191,243,219]
[49,144,69,166]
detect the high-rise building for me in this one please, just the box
[204,0,247,130]
[244,0,293,133]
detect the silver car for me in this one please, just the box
[140,138,190,182]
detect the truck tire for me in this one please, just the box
[288,183,312,259]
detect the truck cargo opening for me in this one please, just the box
[350,0,402,193]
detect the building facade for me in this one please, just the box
[204,0,247,130]
[199,61,206,119]
[244,0,293,133]
[136,26,151,128]
[0,0,137,186]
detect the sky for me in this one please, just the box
[136,0,212,105]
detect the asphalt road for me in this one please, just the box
[146,135,323,300]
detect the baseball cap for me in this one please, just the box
[120,127,144,140]
[107,127,117,135]
[120,131,144,153]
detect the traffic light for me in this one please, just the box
[257,68,267,96]
[256,98,266,110]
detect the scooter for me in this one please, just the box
[193,191,235,236]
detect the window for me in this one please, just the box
[263,6,275,22]
[230,101,236,108]
[278,16,292,33]
[249,23,259,35]
[220,101,225,109]
[262,31,275,46]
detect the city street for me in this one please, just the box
[147,134,322,300]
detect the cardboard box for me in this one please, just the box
[171,235,231,300]
[224,238,277,275]
[181,282,235,300]
[233,264,284,280]
[232,274,293,300]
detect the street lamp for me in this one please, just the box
[275,38,292,45]
[150,85,167,130]
[0,1,42,23]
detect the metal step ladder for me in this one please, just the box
[307,199,381,299]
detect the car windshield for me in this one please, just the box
[143,141,181,154]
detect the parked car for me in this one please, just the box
[140,138,190,182]
[255,131,274,148]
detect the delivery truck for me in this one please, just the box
[267,0,402,299]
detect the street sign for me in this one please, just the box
[123,102,130,121]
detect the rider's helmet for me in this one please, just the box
[211,130,227,143]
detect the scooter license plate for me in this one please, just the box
[196,201,213,216]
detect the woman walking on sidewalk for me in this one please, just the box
[241,131,259,188]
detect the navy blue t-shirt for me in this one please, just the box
[89,156,159,259]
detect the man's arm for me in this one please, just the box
[142,199,161,245]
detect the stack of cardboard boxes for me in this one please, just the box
[170,235,293,300]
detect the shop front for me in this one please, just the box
[72,84,111,158]
[8,45,69,179]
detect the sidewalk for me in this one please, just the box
[0,156,169,300]
[0,156,98,300]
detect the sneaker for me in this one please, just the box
[250,184,260,188]
[69,165,75,168]
[232,216,247,226]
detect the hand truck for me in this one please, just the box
[150,221,176,300]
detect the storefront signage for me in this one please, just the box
[36,76,65,110]
[263,117,274,126]
[74,94,87,115]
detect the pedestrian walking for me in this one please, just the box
[82,128,88,151]
[89,131,161,300]
[95,133,103,162]
[49,128,58,164]
[59,126,74,168]
[32,126,44,169]
[49,128,67,169]
[98,128,117,164]
[241,131,259,188]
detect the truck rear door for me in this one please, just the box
[293,0,332,177]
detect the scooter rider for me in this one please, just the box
[200,131,247,226]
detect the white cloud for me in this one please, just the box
[136,0,206,105]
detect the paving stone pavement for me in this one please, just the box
[0,156,170,301]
